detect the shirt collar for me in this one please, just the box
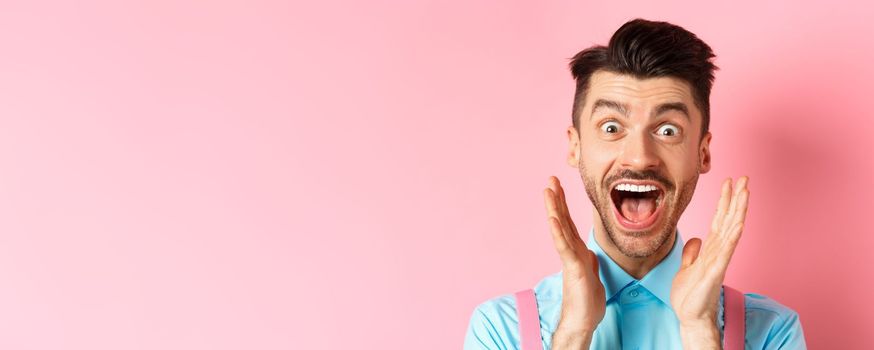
[585,226,684,307]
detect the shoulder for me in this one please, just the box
[470,292,519,325]
[743,292,807,349]
[463,272,563,350]
[744,292,797,319]
[463,292,518,349]
[532,270,563,301]
[469,271,563,323]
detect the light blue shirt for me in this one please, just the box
[464,228,807,349]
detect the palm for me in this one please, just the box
[544,176,606,332]
[671,177,749,325]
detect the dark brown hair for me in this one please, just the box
[569,19,718,138]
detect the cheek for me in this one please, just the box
[661,146,700,176]
[580,139,620,169]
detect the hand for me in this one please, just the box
[544,176,605,349]
[670,176,750,347]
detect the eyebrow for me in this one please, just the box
[590,99,628,120]
[654,102,690,121]
[589,98,690,121]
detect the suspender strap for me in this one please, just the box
[514,289,543,350]
[724,285,746,350]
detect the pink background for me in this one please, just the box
[0,0,871,349]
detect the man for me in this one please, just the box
[464,19,806,349]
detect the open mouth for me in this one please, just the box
[609,182,666,230]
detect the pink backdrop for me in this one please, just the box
[0,0,871,349]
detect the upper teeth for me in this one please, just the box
[615,183,659,192]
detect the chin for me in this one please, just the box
[602,207,676,259]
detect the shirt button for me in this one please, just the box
[629,289,640,297]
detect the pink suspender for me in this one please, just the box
[513,286,745,350]
[513,289,544,350]
[723,285,746,350]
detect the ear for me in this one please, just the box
[567,125,581,168]
[699,132,712,174]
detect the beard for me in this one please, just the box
[578,160,698,258]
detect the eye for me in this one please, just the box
[656,124,680,137]
[600,121,621,134]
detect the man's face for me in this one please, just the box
[567,70,712,258]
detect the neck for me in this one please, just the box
[592,212,676,280]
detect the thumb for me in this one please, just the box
[680,238,702,268]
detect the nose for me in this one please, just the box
[617,131,661,171]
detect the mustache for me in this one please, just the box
[605,169,674,192]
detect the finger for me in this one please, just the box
[728,177,747,210]
[715,221,744,268]
[735,176,748,195]
[551,177,584,249]
[720,189,749,253]
[711,178,732,233]
[548,216,578,263]
[555,178,582,241]
[728,186,749,230]
[554,177,570,219]
[550,186,577,249]
[552,176,566,214]
[737,189,750,228]
[715,189,748,267]
[550,177,570,226]
[552,177,574,227]
[543,187,561,222]
[722,176,748,232]
[548,177,566,216]
[680,237,702,268]
[728,177,750,226]
[544,188,577,253]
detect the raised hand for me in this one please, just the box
[670,176,750,348]
[544,176,605,349]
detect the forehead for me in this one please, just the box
[585,70,699,117]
